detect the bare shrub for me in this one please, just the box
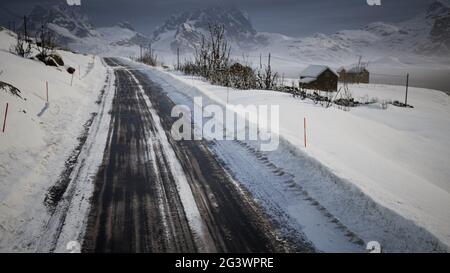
[229,62,256,89]
[179,24,287,92]
[138,48,158,66]
[256,55,278,90]
[11,32,32,58]
[180,24,236,86]
[36,24,57,58]
[334,84,357,110]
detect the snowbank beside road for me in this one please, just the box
[123,59,450,252]
[0,28,108,252]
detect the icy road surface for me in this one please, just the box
[81,58,291,252]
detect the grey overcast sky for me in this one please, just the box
[0,0,439,36]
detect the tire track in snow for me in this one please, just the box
[233,140,365,247]
[82,58,286,253]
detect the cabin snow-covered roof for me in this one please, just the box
[300,65,338,79]
[337,67,346,73]
[299,77,317,84]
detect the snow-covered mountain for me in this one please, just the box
[25,3,98,45]
[24,3,151,56]
[22,1,450,73]
[260,0,450,65]
[151,7,266,54]
[150,1,450,74]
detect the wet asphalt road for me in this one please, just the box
[82,58,288,253]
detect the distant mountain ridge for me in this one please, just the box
[428,1,450,50]
[258,0,450,64]
[149,0,450,69]
[23,3,151,56]
[20,1,450,65]
[26,3,97,42]
[151,6,267,54]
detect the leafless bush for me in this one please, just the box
[180,24,234,86]
[36,24,57,58]
[256,57,278,90]
[228,62,256,89]
[208,25,231,83]
[138,48,158,66]
[179,60,198,75]
[342,86,353,101]
[11,32,32,58]
[334,84,357,110]
[179,24,287,92]
[322,90,335,108]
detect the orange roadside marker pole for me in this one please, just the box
[304,117,307,148]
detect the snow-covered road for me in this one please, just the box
[80,58,287,252]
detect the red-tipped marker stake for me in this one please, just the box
[304,117,307,148]
[2,103,9,133]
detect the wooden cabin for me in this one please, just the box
[338,66,370,84]
[337,67,346,80]
[299,65,338,92]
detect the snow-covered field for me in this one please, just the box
[0,28,109,252]
[123,59,450,252]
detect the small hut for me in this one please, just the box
[299,65,338,92]
[339,66,370,84]
[337,67,346,79]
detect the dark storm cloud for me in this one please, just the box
[0,0,433,36]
